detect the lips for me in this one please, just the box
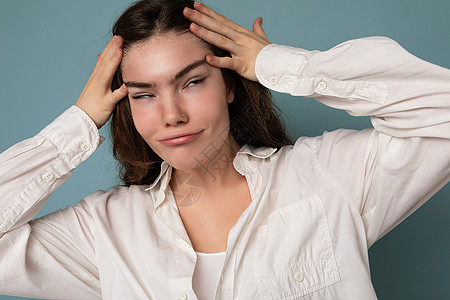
[159,130,203,146]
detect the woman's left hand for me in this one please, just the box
[183,1,270,82]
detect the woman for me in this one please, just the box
[0,0,449,299]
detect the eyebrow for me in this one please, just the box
[124,59,207,89]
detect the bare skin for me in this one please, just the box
[173,166,252,253]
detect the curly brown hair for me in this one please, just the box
[110,0,292,186]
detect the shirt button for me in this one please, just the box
[270,75,278,85]
[43,172,54,181]
[81,143,91,151]
[178,241,191,250]
[294,271,304,282]
[178,291,188,300]
[318,81,327,90]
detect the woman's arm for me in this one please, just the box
[254,35,450,244]
[0,36,126,298]
[269,36,450,245]
[0,106,101,234]
[0,106,103,299]
[0,35,126,232]
[255,36,450,139]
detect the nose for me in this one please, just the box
[162,95,188,126]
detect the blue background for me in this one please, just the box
[0,0,449,299]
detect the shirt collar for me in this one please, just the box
[145,145,277,209]
[145,161,171,191]
[236,144,277,159]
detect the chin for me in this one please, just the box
[154,146,201,169]
[166,157,203,171]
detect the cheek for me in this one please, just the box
[129,102,159,139]
[194,82,230,123]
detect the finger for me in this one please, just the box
[192,1,244,32]
[190,23,238,53]
[184,7,241,42]
[95,36,123,80]
[206,55,251,79]
[91,49,123,94]
[98,36,123,64]
[205,55,234,70]
[110,83,128,103]
[95,37,124,90]
[102,47,123,87]
[252,17,269,40]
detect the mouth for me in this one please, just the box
[159,130,203,146]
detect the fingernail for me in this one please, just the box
[191,23,200,31]
[184,7,192,16]
[194,1,202,8]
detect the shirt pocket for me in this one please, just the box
[253,195,340,299]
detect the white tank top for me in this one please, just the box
[192,251,227,300]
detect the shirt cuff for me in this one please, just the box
[38,105,104,168]
[255,43,313,94]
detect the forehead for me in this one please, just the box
[121,33,211,81]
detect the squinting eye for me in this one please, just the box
[186,78,204,87]
[130,94,155,100]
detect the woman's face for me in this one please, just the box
[121,32,235,170]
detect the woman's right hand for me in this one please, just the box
[75,36,128,129]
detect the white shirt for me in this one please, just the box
[0,37,449,299]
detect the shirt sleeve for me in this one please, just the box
[0,105,103,299]
[255,36,450,246]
